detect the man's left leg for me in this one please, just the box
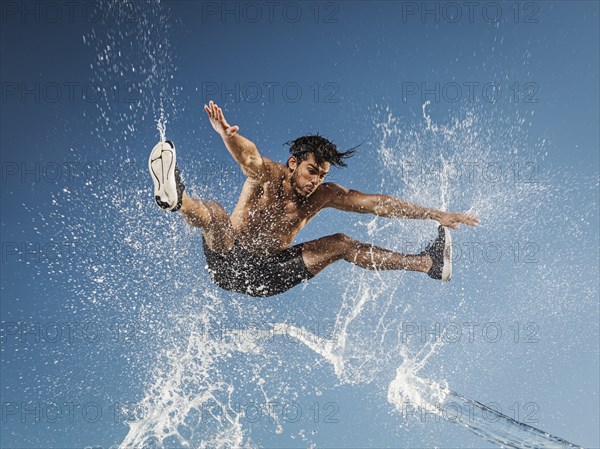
[301,233,432,276]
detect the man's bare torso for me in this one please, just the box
[229,159,326,255]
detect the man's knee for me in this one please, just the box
[330,233,357,258]
[333,233,355,243]
[204,201,230,227]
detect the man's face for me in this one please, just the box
[289,153,330,198]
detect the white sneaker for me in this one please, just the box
[148,140,185,212]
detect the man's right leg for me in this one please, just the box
[179,192,234,253]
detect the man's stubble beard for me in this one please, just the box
[290,170,309,201]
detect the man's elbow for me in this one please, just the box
[370,195,393,216]
[240,155,266,180]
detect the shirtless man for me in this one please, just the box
[148,101,479,297]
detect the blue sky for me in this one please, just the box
[1,1,598,448]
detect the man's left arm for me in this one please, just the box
[320,183,479,229]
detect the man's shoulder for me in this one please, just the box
[309,182,346,207]
[241,157,286,186]
[316,182,348,196]
[261,157,286,178]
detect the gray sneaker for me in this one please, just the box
[423,226,452,282]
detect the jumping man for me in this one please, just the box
[148,101,480,297]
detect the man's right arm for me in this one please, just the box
[204,100,266,180]
[220,132,266,180]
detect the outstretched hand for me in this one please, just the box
[204,100,239,138]
[438,212,480,230]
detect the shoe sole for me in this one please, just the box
[148,140,178,211]
[441,227,452,282]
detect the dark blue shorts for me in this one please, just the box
[202,235,314,297]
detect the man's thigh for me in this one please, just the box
[202,201,235,252]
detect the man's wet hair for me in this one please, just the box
[285,134,359,168]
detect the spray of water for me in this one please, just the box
[47,113,591,448]
[84,0,178,148]
[33,1,597,447]
[104,100,592,446]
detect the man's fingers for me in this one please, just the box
[204,101,228,121]
[440,212,479,229]
[205,102,222,121]
[467,216,480,226]
[460,214,479,226]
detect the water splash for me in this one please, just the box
[117,296,264,449]
[388,376,585,448]
[156,106,167,143]
[84,0,180,147]
[40,100,595,447]
[30,1,596,448]
[274,319,584,448]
